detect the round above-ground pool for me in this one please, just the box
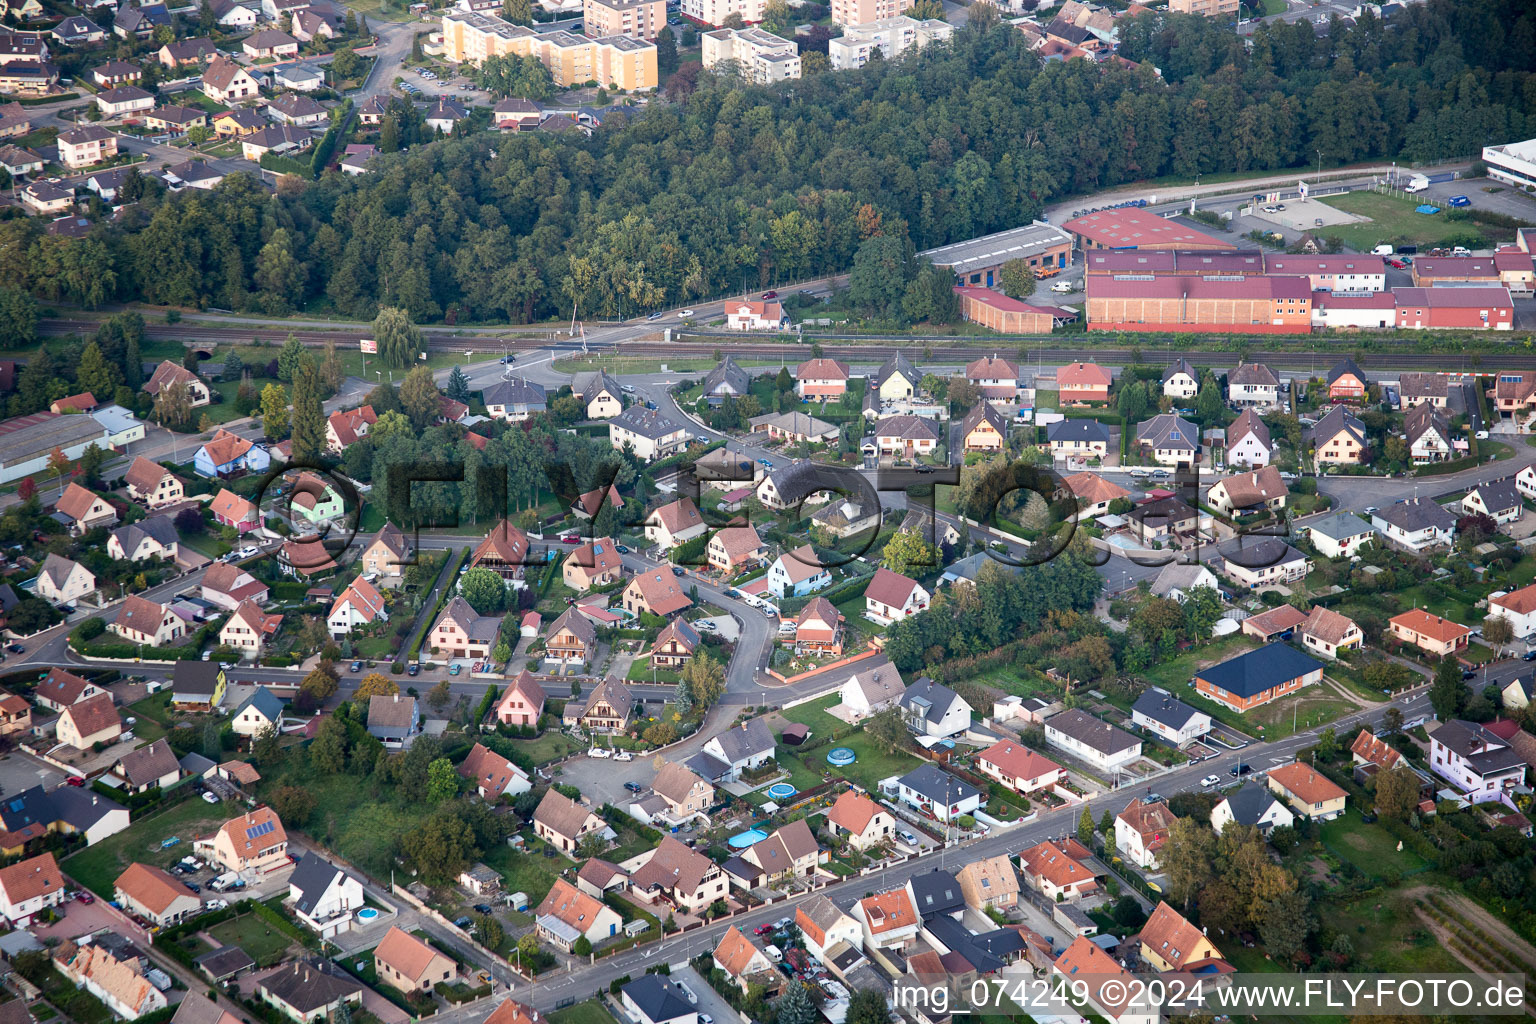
[356,908,379,923]
[766,782,798,802]
[827,747,856,767]
[728,828,769,848]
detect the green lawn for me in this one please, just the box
[480,837,568,904]
[1318,808,1430,879]
[205,911,300,967]
[64,800,231,896]
[1315,191,1526,251]
[775,693,846,742]
[550,1001,620,1024]
[780,731,922,794]
[506,730,581,765]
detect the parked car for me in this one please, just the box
[1523,650,1536,661]
[449,664,460,676]
[1448,195,1471,207]
[66,775,86,787]
[1200,774,1221,787]
[897,829,917,844]
[624,781,644,793]
[646,311,663,321]
[5,644,21,654]
[473,903,493,915]
[77,891,95,905]
[614,750,633,761]
[761,290,778,299]
[589,747,612,759]
[454,916,472,929]
[1050,280,1073,293]
[350,661,363,673]
[679,309,695,317]
[615,544,629,553]
[408,663,420,676]
[204,898,227,911]
[202,792,220,805]
[755,924,773,936]
[1387,258,1407,269]
[1475,430,1490,439]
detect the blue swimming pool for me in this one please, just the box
[827,747,856,767]
[766,783,797,801]
[728,829,769,849]
[356,908,379,922]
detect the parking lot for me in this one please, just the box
[0,751,67,794]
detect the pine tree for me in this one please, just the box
[77,341,118,399]
[277,333,307,382]
[290,354,325,461]
[260,383,290,439]
[674,678,693,714]
[777,982,816,1024]
[446,364,471,403]
[221,348,245,382]
[1078,804,1095,846]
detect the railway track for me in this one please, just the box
[38,318,1536,372]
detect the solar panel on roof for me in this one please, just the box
[245,820,275,839]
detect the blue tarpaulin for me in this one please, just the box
[1416,204,1442,214]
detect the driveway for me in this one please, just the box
[669,966,736,1024]
[0,751,67,794]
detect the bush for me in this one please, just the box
[74,617,107,641]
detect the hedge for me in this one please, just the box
[258,151,311,179]
[405,546,467,663]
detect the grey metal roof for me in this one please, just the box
[1195,642,1322,699]
[1469,479,1520,514]
[873,352,920,389]
[918,220,1071,274]
[1305,512,1380,543]
[611,406,683,440]
[288,853,348,915]
[234,686,283,724]
[1047,419,1111,444]
[907,868,964,918]
[708,718,774,764]
[1373,497,1456,534]
[623,974,693,1024]
[899,678,965,725]
[0,414,109,469]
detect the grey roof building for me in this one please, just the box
[610,405,684,440]
[872,352,920,393]
[1467,479,1520,517]
[1219,783,1285,827]
[1044,709,1139,758]
[1194,642,1323,700]
[481,376,547,412]
[1305,511,1381,545]
[702,356,751,401]
[1135,413,1199,454]
[622,975,694,1024]
[1047,419,1112,445]
[0,413,110,483]
[109,516,178,559]
[1130,689,1204,733]
[1373,497,1457,534]
[366,694,419,747]
[906,867,964,919]
[234,687,284,727]
[896,763,980,805]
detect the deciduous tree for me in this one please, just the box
[355,673,398,699]
[260,383,290,439]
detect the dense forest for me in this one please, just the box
[1,0,1532,324]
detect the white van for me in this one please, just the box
[764,945,783,963]
[1371,244,1394,256]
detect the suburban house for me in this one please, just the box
[1217,536,1310,589]
[1488,584,1536,639]
[873,415,944,458]
[287,854,366,939]
[1405,403,1454,463]
[195,430,269,479]
[1149,563,1219,604]
[974,741,1062,794]
[1135,413,1199,466]
[863,567,929,625]
[1226,408,1273,467]
[195,807,288,875]
[469,520,532,583]
[649,618,700,668]
[359,523,414,579]
[798,595,847,660]
[36,554,95,606]
[0,852,66,926]
[1130,689,1210,747]
[324,406,376,453]
[1162,359,1199,399]
[1267,761,1348,820]
[493,671,545,728]
[109,595,185,647]
[430,596,500,661]
[1226,362,1282,408]
[58,693,122,749]
[713,927,776,992]
[795,357,850,399]
[200,563,270,614]
[1210,784,1293,835]
[796,893,863,960]
[1019,840,1097,901]
[752,410,839,446]
[144,361,211,407]
[724,300,784,330]
[56,125,117,169]
[563,678,632,733]
[482,378,547,421]
[1304,511,1381,560]
[366,694,419,750]
[739,819,821,881]
[628,836,729,913]
[851,889,921,950]
[766,544,831,598]
[536,879,621,952]
[1309,406,1369,465]
[650,762,713,821]
[1138,901,1223,973]
[533,790,608,854]
[54,941,167,1020]
[1298,606,1363,660]
[1205,466,1286,518]
[1464,479,1522,525]
[1351,728,1405,774]
[210,489,259,533]
[1052,937,1157,1024]
[171,662,227,712]
[966,354,1021,403]
[1326,357,1369,402]
[955,854,1020,912]
[1388,608,1471,656]
[1428,719,1527,804]
[871,352,922,402]
[622,570,692,617]
[256,960,362,1023]
[1376,497,1456,552]
[608,407,689,462]
[811,496,878,539]
[572,371,624,419]
[1063,472,1129,518]
[1194,643,1324,712]
[114,863,201,927]
[824,790,895,851]
[1399,372,1449,409]
[242,27,299,57]
[545,607,597,667]
[835,662,904,720]
[373,927,457,994]
[1047,418,1112,460]
[55,483,117,536]
[899,678,973,739]
[123,457,184,509]
[1115,797,1177,870]
[112,738,179,794]
[1056,362,1112,404]
[107,517,179,563]
[35,668,104,713]
[707,525,766,572]
[1043,709,1141,771]
[693,719,775,783]
[327,577,387,640]
[644,498,707,548]
[891,763,981,823]
[960,402,1010,452]
[231,688,283,738]
[621,976,697,1024]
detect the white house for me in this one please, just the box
[1114,798,1178,870]
[1489,584,1536,639]
[973,740,1062,795]
[0,853,67,926]
[766,544,831,598]
[1304,512,1381,560]
[898,678,972,739]
[231,687,283,738]
[1210,784,1293,835]
[1429,719,1527,804]
[1043,709,1141,772]
[1371,498,1457,552]
[891,763,981,823]
[1161,359,1199,400]
[327,577,387,640]
[724,299,784,331]
[1463,479,1522,525]
[288,853,366,939]
[863,567,930,626]
[1226,408,1272,468]
[692,719,775,783]
[1129,689,1210,748]
[796,893,863,961]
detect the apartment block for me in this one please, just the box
[830,0,910,27]
[828,14,951,68]
[682,0,765,28]
[583,0,665,39]
[1170,0,1237,15]
[701,26,800,82]
[441,9,657,90]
